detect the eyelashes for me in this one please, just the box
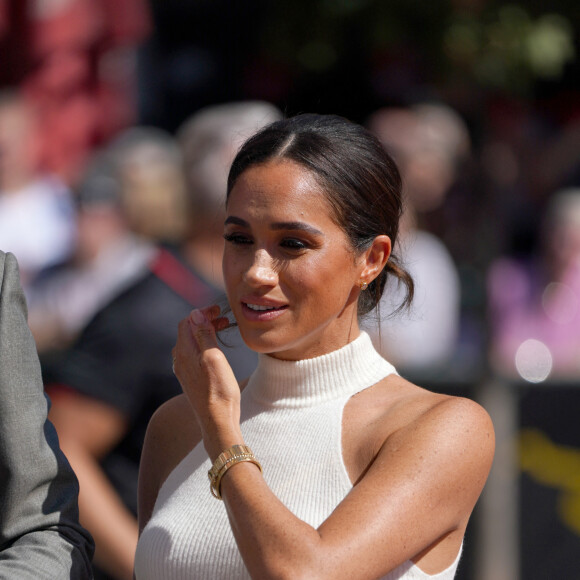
[223,233,251,245]
[224,233,311,252]
[280,238,308,250]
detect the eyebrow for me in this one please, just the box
[224,216,324,236]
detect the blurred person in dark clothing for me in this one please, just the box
[44,101,282,579]
[28,126,186,354]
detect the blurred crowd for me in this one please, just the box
[0,88,282,578]
[2,84,580,576]
[1,4,579,576]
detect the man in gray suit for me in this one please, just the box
[0,250,94,578]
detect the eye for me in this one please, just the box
[223,232,253,245]
[280,238,309,250]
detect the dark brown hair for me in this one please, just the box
[227,113,413,316]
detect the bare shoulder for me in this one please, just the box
[382,376,496,491]
[345,375,494,492]
[351,377,495,523]
[383,375,494,450]
[138,394,202,532]
[337,378,494,574]
[145,393,202,475]
[141,377,250,499]
[139,394,201,501]
[414,382,491,440]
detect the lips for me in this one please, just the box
[240,299,288,321]
[245,303,279,312]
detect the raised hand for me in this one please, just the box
[172,306,244,460]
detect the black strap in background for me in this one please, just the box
[149,248,217,307]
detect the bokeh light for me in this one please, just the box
[515,339,553,383]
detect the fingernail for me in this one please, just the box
[191,310,205,324]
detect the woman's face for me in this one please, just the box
[223,159,368,360]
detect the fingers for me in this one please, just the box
[213,317,231,332]
[203,306,231,331]
[188,307,223,351]
[192,305,229,328]
[203,304,222,321]
[173,306,240,423]
[173,306,229,375]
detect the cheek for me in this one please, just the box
[286,254,355,302]
[222,252,242,294]
[283,254,328,289]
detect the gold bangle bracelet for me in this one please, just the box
[212,455,262,499]
[208,444,263,500]
[208,445,253,483]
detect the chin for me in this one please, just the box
[238,329,285,354]
[235,315,346,361]
[235,326,299,358]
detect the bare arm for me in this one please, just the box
[219,397,493,579]
[172,307,495,580]
[48,391,137,580]
[137,394,203,534]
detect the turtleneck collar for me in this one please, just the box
[246,331,397,408]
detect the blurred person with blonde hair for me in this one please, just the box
[176,100,284,288]
[363,102,468,372]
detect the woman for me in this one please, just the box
[135,114,494,579]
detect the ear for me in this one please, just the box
[358,235,391,286]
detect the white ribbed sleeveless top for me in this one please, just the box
[134,331,462,579]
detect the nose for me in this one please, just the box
[243,249,278,287]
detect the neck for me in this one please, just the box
[246,331,397,408]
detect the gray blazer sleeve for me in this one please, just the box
[0,251,95,579]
